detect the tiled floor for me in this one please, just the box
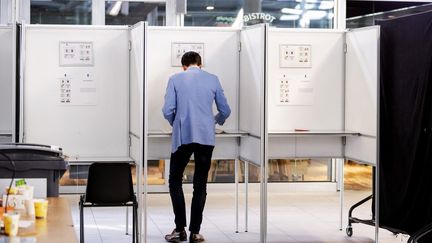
[67,184,409,243]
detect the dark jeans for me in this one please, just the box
[169,143,214,234]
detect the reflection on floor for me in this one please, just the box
[66,184,408,243]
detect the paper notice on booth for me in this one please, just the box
[277,74,314,106]
[60,72,97,106]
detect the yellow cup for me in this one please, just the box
[3,212,20,236]
[34,199,48,219]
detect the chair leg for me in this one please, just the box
[132,205,136,243]
[80,199,84,243]
[126,207,129,235]
[134,204,139,243]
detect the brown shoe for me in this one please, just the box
[189,233,205,243]
[165,229,187,242]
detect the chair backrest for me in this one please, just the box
[85,163,135,204]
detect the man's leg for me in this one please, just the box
[189,144,214,234]
[169,144,193,232]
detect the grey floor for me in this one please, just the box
[67,184,410,243]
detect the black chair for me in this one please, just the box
[79,163,138,243]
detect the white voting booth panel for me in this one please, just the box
[266,29,345,158]
[23,25,130,160]
[129,22,146,162]
[268,136,343,159]
[267,29,345,132]
[239,25,266,166]
[0,26,13,137]
[345,26,379,165]
[147,27,240,159]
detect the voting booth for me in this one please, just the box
[143,24,379,242]
[20,22,147,242]
[17,22,380,243]
[0,25,13,143]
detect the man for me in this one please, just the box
[162,51,231,243]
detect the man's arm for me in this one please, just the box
[214,78,231,125]
[162,78,176,126]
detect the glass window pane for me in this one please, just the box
[262,0,334,28]
[105,1,165,26]
[31,0,92,25]
[185,0,334,28]
[268,159,331,182]
[185,0,243,27]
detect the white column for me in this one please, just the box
[18,0,30,23]
[335,0,346,30]
[92,0,105,25]
[166,0,185,26]
[0,0,11,24]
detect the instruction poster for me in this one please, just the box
[59,72,97,106]
[171,42,204,67]
[59,41,94,66]
[278,74,314,106]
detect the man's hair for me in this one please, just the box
[181,51,202,67]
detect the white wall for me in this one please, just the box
[24,25,130,160]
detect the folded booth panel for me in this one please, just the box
[23,26,130,160]
[239,25,266,166]
[0,26,13,139]
[345,26,379,165]
[129,22,146,162]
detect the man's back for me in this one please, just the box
[162,66,231,153]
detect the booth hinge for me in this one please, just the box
[342,136,347,146]
[343,43,347,54]
[238,42,241,52]
[129,136,132,147]
[128,41,132,51]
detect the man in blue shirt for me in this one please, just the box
[162,51,231,243]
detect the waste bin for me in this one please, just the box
[0,143,68,197]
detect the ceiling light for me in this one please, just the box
[319,1,334,10]
[280,15,300,21]
[303,10,327,20]
[281,8,303,15]
[206,5,215,10]
[109,1,122,16]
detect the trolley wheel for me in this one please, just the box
[346,227,353,237]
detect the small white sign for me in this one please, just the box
[280,44,312,68]
[59,42,94,66]
[171,43,204,67]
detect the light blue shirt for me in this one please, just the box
[162,67,231,153]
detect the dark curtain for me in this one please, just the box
[378,11,432,240]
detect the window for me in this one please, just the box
[31,0,92,25]
[184,0,335,28]
[105,1,165,26]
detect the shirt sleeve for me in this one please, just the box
[214,78,231,125]
[162,78,176,126]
